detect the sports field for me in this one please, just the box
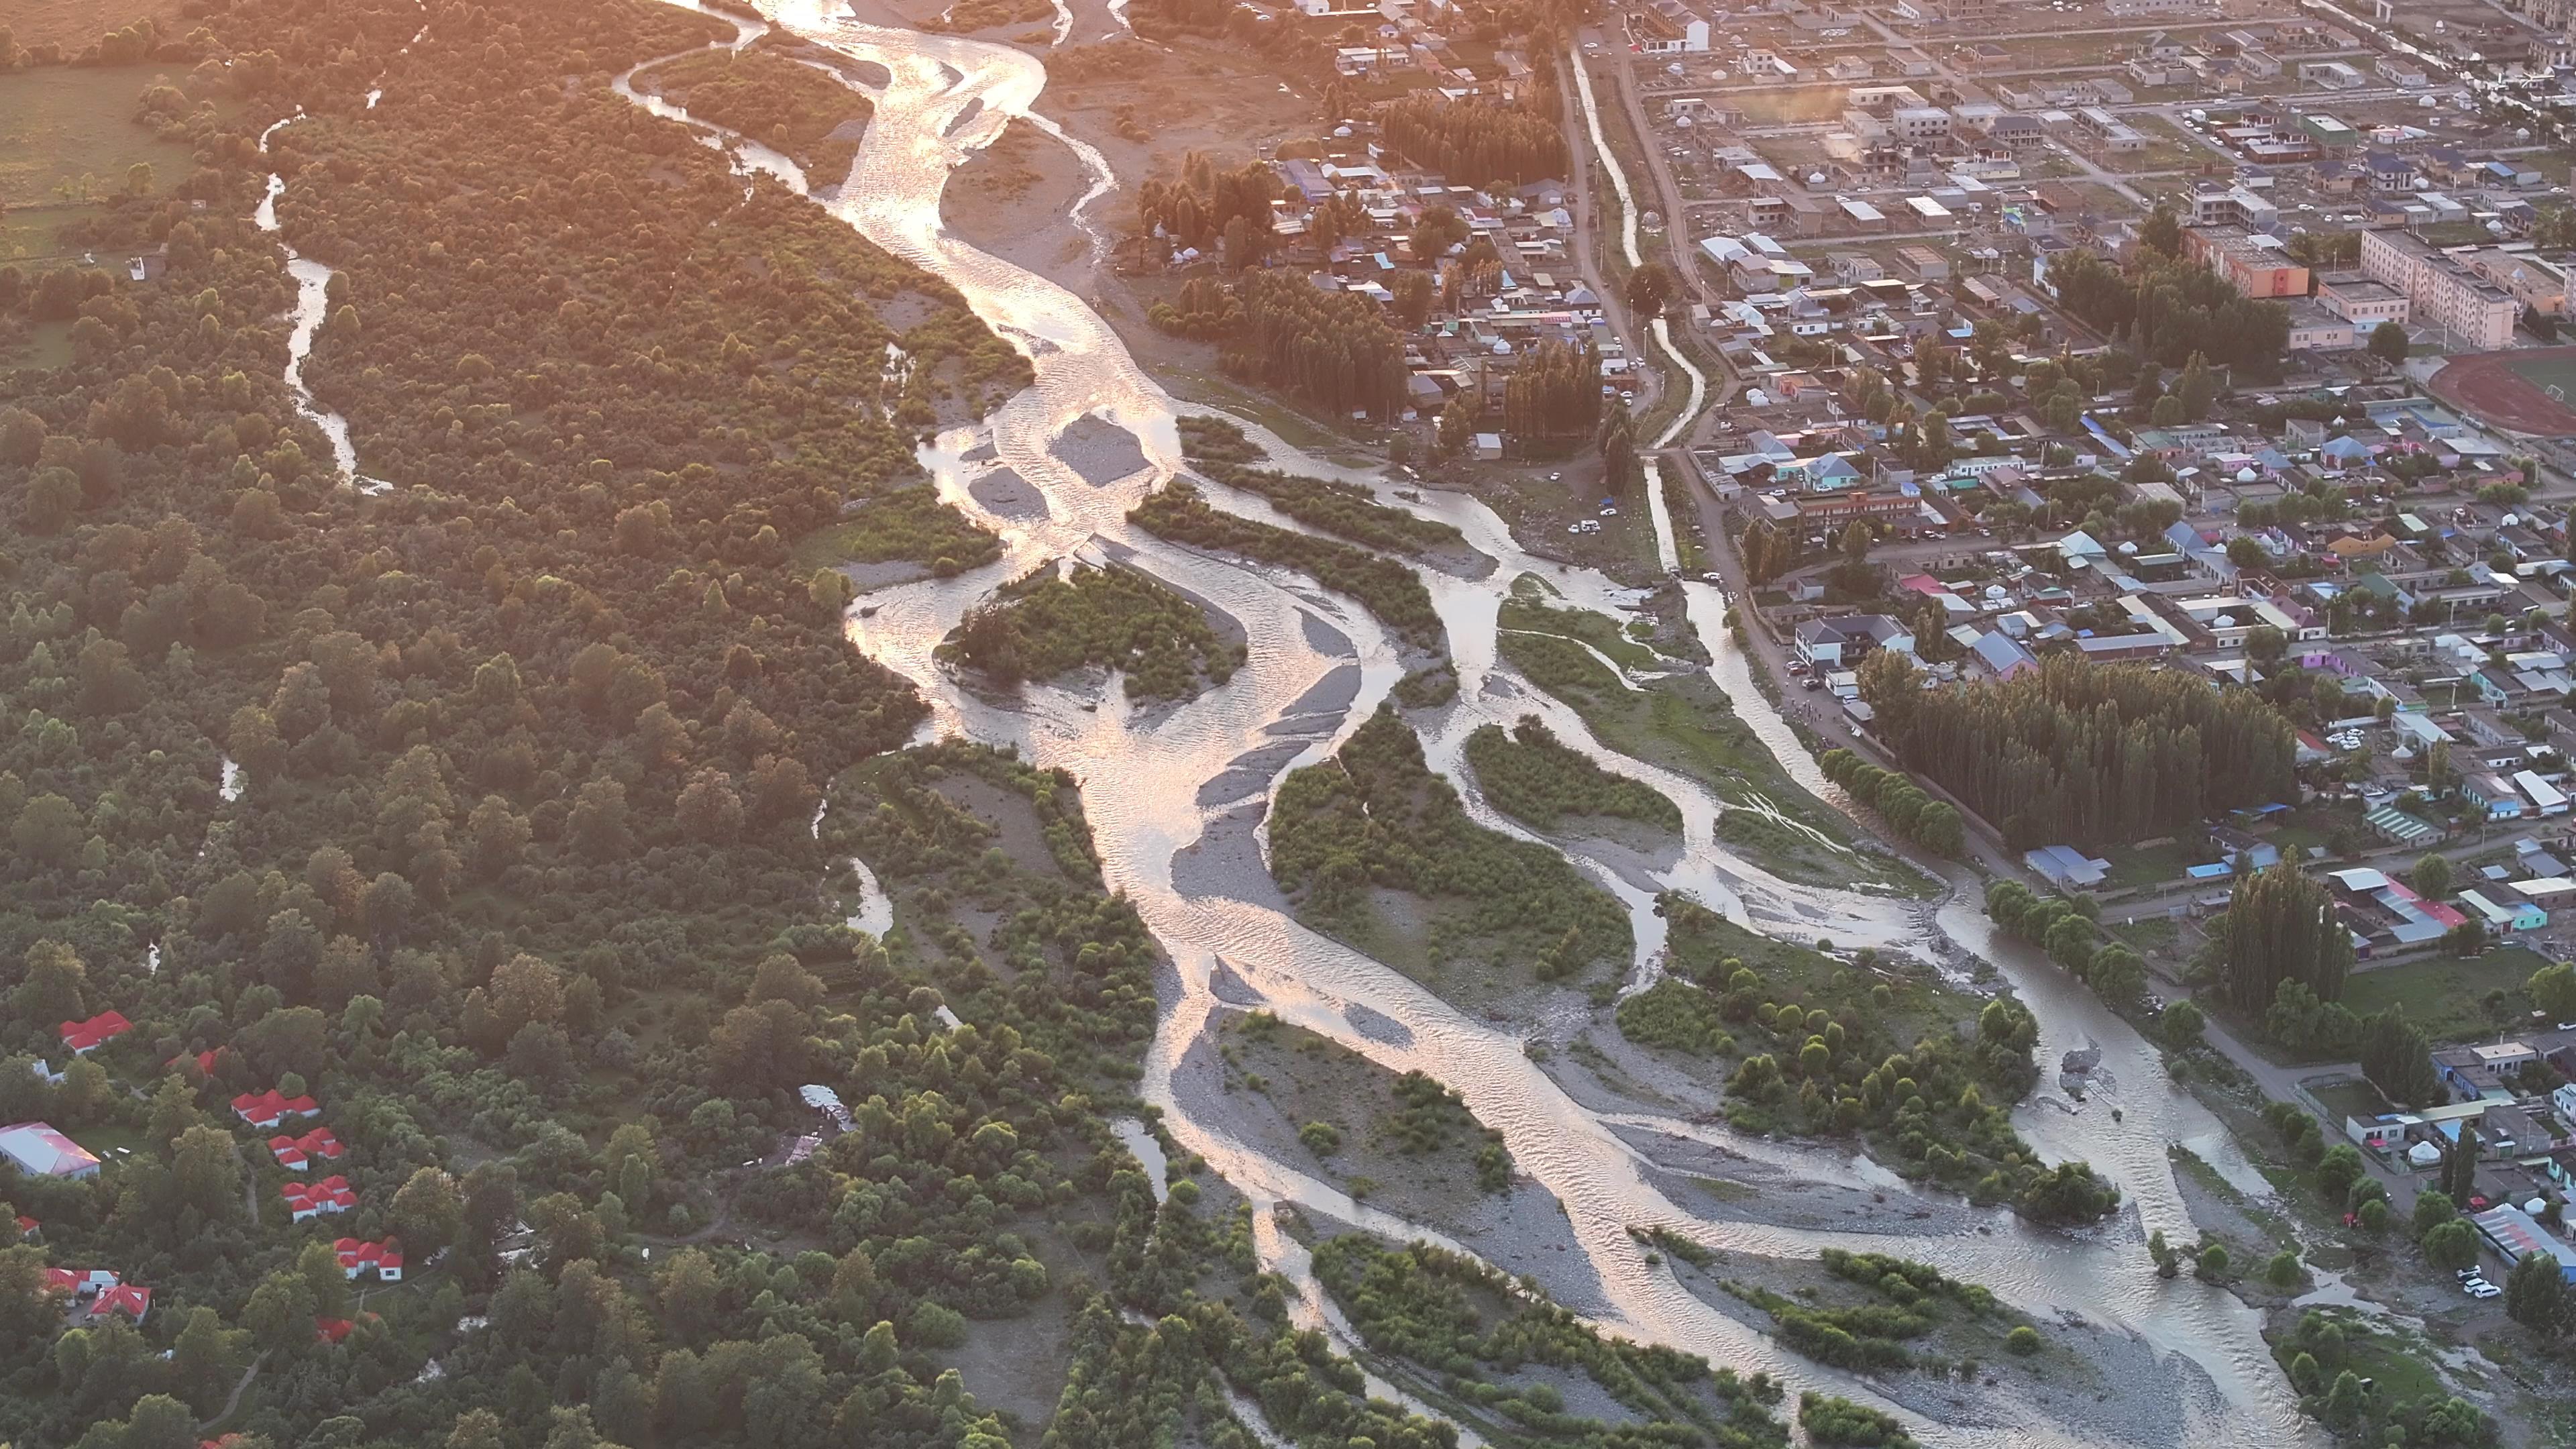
[2508,352,2576,400]
[2429,346,2576,435]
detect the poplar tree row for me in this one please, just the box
[1500,341,1600,440]
[1858,653,2296,849]
[1136,156,1277,256]
[1218,270,1409,420]
[1379,93,1570,186]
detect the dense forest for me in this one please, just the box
[1267,705,1633,981]
[0,0,1471,1444]
[1858,653,2296,849]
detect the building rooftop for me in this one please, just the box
[0,1122,100,1179]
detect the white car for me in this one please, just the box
[2467,1282,2503,1299]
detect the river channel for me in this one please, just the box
[628,5,2324,1442]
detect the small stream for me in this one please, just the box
[252,5,431,493]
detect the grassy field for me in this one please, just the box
[66,1122,150,1163]
[2309,1077,2398,1125]
[3,319,77,372]
[2101,839,2198,892]
[0,66,209,264]
[2104,914,2183,957]
[2506,353,2576,399]
[6,0,186,54]
[2343,946,2546,1042]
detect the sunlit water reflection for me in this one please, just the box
[614,5,2318,1442]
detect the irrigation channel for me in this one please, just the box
[612,4,2326,1443]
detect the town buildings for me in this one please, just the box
[2361,230,2522,351]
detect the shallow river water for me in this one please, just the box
[624,5,2324,1443]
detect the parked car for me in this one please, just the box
[2467,1282,2503,1299]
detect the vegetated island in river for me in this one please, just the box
[1648,1242,2211,1448]
[1266,703,1635,1002]
[943,556,1248,703]
[1199,1009,1515,1221]
[1607,897,2120,1226]
[631,33,875,180]
[1128,478,1448,659]
[1305,1230,1795,1449]
[1177,415,1491,578]
[1497,577,1930,895]
[1464,714,1683,840]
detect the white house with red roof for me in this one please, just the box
[58,1012,131,1055]
[333,1237,404,1282]
[268,1127,344,1172]
[0,1122,102,1181]
[232,1089,321,1130]
[282,1175,356,1222]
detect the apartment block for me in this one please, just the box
[2184,225,2310,299]
[2463,248,2571,317]
[2360,229,2520,350]
[1892,105,1953,143]
[2189,184,2279,234]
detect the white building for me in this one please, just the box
[2360,229,2518,351]
[0,1121,101,1181]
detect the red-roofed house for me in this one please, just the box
[268,1128,343,1172]
[44,1267,117,1297]
[231,1090,321,1130]
[13,1216,37,1241]
[58,1012,132,1055]
[282,1175,356,1222]
[333,1237,404,1282]
[174,1049,222,1078]
[313,1316,356,1345]
[93,1283,151,1324]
